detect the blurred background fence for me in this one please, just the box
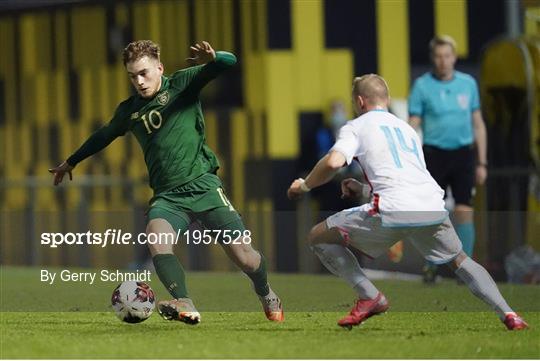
[1,0,539,280]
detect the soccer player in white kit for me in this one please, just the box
[287,74,527,331]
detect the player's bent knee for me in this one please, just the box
[454,204,474,223]
[448,251,468,271]
[455,204,473,211]
[146,218,175,233]
[146,218,176,256]
[308,222,343,246]
[307,223,326,245]
[147,242,174,257]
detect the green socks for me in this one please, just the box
[152,254,188,299]
[153,252,270,298]
[245,254,270,296]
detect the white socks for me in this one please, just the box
[455,257,514,319]
[311,243,379,299]
[312,245,514,319]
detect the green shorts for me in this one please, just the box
[147,173,244,233]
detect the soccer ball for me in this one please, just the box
[111,281,155,323]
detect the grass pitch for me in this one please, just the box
[1,266,539,359]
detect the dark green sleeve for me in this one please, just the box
[171,51,237,94]
[66,105,130,167]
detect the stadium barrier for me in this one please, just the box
[1,166,538,282]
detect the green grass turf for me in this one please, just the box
[1,266,539,359]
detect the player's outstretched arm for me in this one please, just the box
[49,124,120,186]
[287,151,347,200]
[186,41,236,67]
[187,41,216,65]
[48,161,74,186]
[182,41,237,93]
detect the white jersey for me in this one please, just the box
[331,109,447,227]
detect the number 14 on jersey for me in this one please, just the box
[379,125,422,168]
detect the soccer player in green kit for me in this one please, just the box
[49,40,283,324]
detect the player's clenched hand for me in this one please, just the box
[187,41,216,65]
[48,161,74,186]
[340,178,364,199]
[287,178,306,200]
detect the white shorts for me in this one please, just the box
[325,204,462,264]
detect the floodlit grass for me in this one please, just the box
[1,267,538,359]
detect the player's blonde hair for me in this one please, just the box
[122,40,160,65]
[429,35,457,55]
[352,74,390,104]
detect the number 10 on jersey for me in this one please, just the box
[141,110,163,134]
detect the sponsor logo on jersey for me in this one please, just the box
[130,112,139,120]
[157,91,169,106]
[457,93,469,110]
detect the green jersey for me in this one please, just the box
[67,51,236,194]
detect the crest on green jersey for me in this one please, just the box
[157,91,169,105]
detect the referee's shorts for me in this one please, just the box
[423,144,475,206]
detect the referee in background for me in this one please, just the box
[408,35,488,283]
